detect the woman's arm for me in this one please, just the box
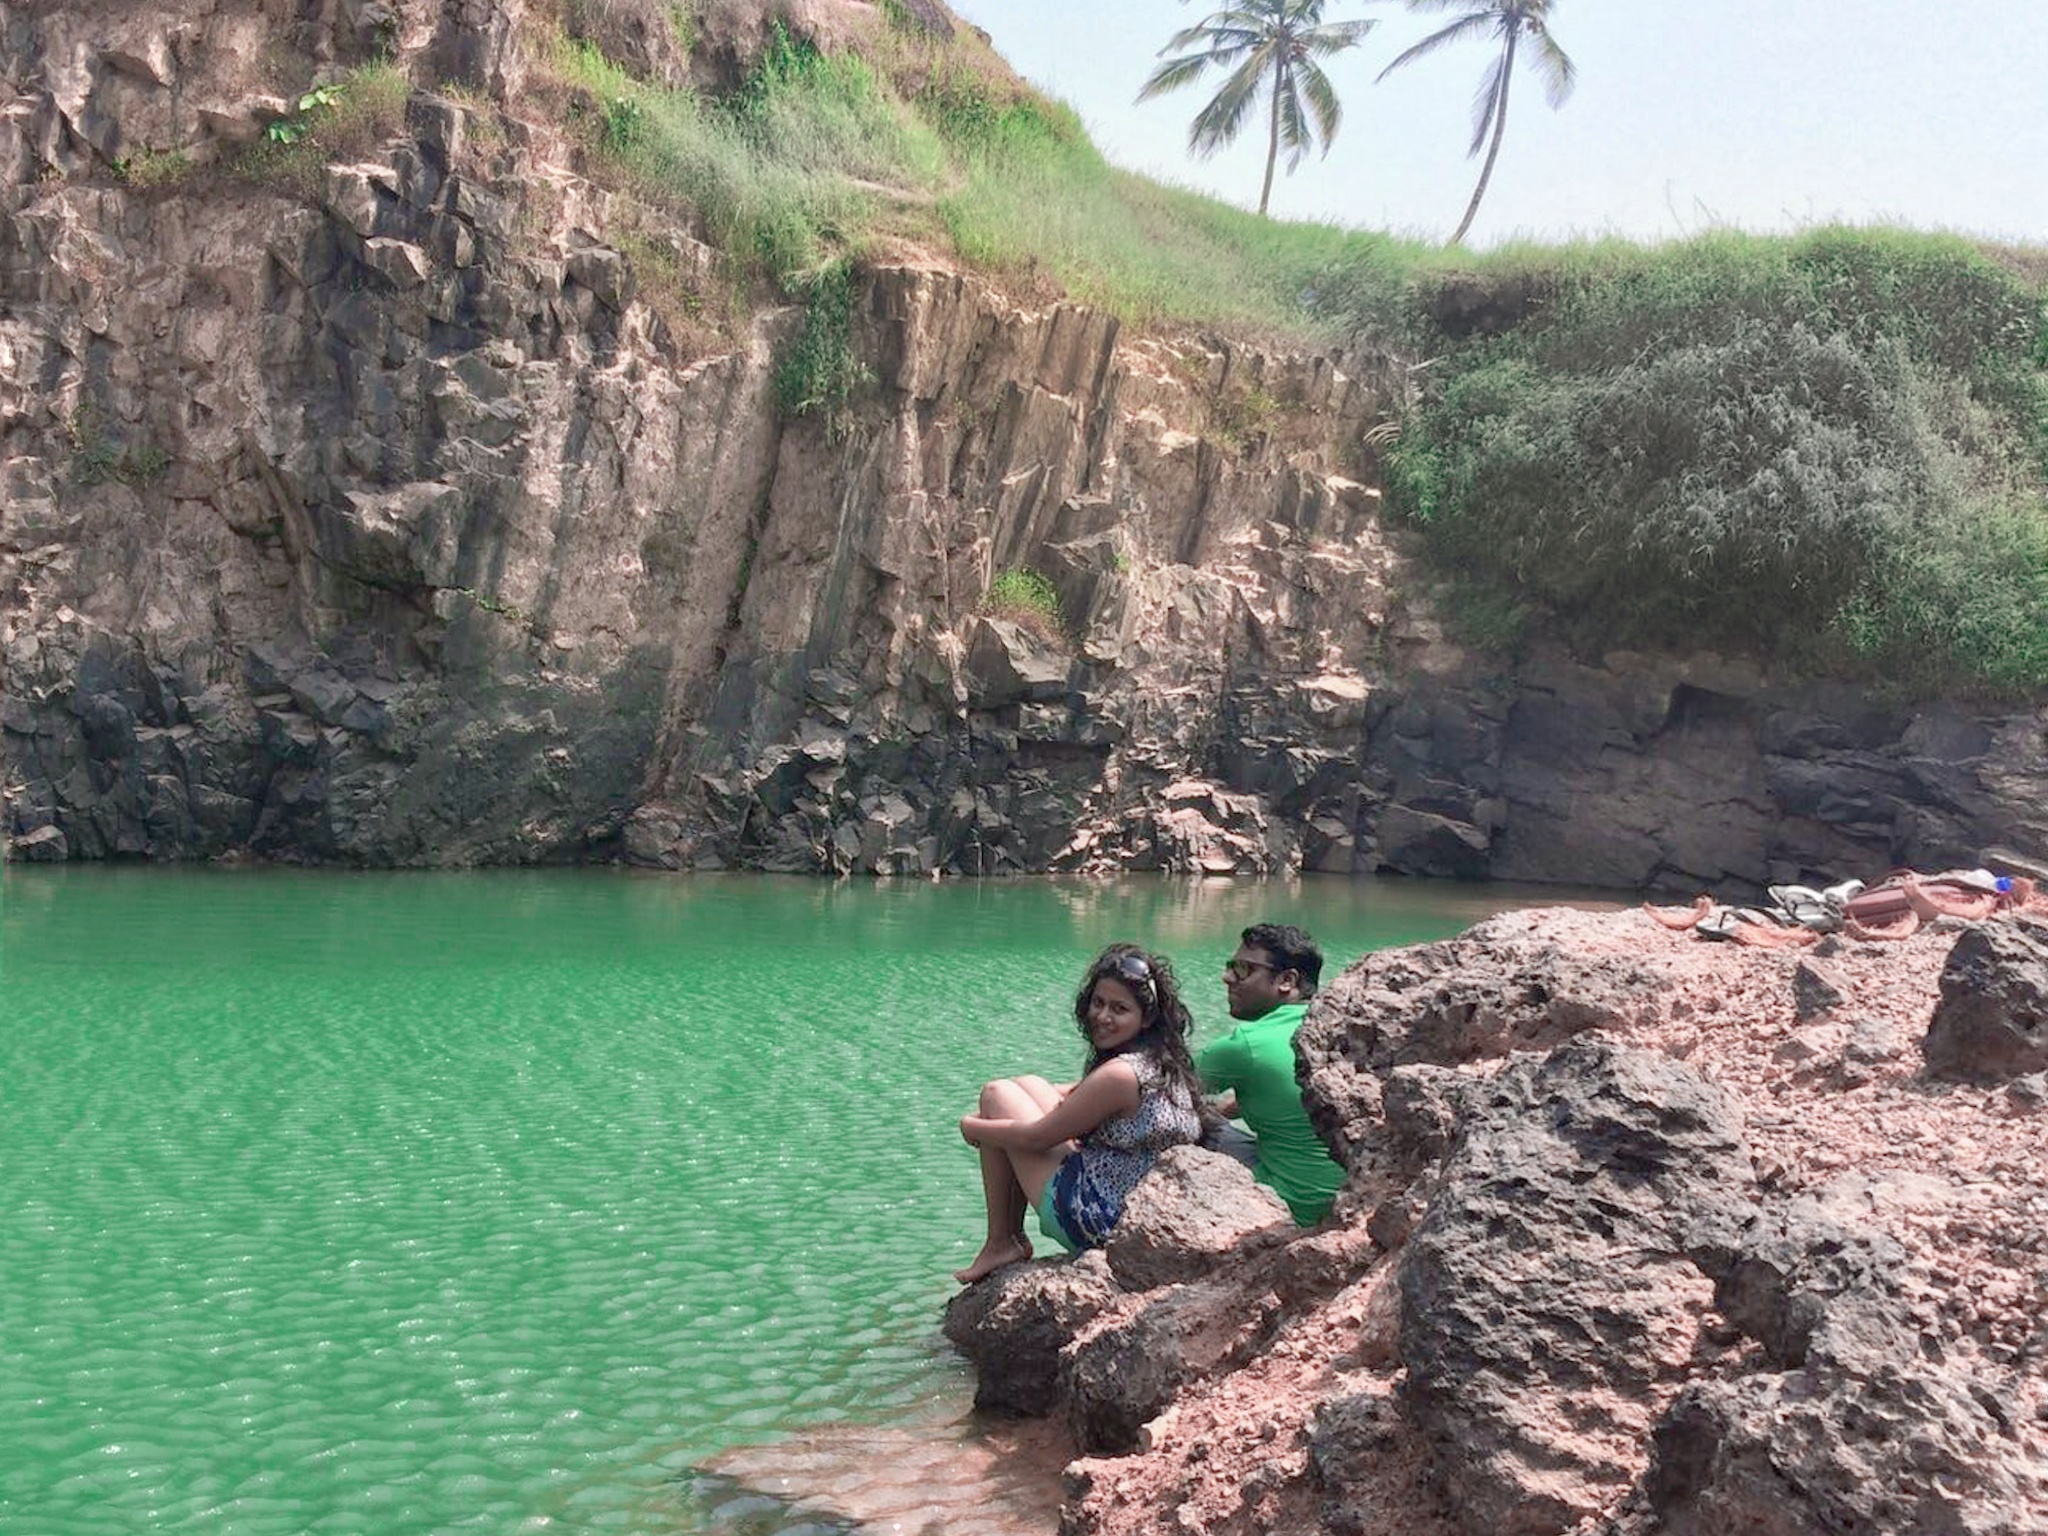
[961,1060,1139,1152]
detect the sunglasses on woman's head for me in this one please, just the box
[1108,953,1152,984]
[1101,953,1157,1004]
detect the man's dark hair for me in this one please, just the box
[1241,923,1322,992]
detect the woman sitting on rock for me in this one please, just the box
[954,944,1206,1283]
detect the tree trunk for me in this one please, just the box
[1449,28,1517,246]
[1258,61,1283,216]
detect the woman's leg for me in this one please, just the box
[954,1077,1072,1284]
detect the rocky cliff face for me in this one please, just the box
[4,0,2046,889]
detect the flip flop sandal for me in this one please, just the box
[1767,885,1839,931]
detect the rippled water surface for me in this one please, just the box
[1,869,1559,1534]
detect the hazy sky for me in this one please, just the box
[945,1,2048,248]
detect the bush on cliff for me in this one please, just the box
[230,59,411,195]
[983,568,1065,643]
[773,257,870,429]
[1321,230,2048,695]
[561,26,939,289]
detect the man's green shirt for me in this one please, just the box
[1195,1001,1343,1224]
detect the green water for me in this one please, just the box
[0,869,1556,1534]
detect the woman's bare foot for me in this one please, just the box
[954,1234,1032,1285]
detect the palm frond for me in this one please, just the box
[1305,17,1377,52]
[1530,28,1577,108]
[1186,48,1275,157]
[1466,50,1506,156]
[1296,55,1343,150]
[1137,53,1220,102]
[1137,0,1373,211]
[1375,12,1495,81]
[1275,67,1314,169]
[1160,18,1260,51]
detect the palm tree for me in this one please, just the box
[1137,0,1376,218]
[1377,0,1576,245]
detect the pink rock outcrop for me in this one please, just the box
[942,907,2048,1536]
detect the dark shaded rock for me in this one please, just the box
[964,617,1068,709]
[2006,1072,2048,1114]
[1061,1269,1294,1455]
[1646,1177,2034,1536]
[620,805,686,869]
[1847,1010,1912,1066]
[1061,1291,1203,1454]
[565,243,633,312]
[1645,1370,2025,1536]
[1701,1191,1910,1369]
[562,0,695,89]
[71,688,137,761]
[1102,1145,1291,1293]
[1924,919,2048,1082]
[1063,1223,1382,1458]
[289,668,359,726]
[1308,1390,1405,1534]
[1397,1037,1754,1536]
[1373,802,1490,878]
[885,0,953,38]
[1378,1062,1470,1175]
[940,1255,1120,1416]
[1791,957,1847,1020]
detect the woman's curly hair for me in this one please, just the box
[1071,943,1213,1126]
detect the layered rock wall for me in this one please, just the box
[4,0,2047,887]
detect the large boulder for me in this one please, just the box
[964,617,1069,709]
[1646,1373,2028,1536]
[1062,1224,1379,1457]
[1061,1283,1245,1454]
[1297,911,1677,1168]
[1923,918,2048,1082]
[939,1255,1120,1416]
[1395,1037,1753,1536]
[1102,1144,1292,1293]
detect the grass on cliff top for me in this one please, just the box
[548,13,1406,334]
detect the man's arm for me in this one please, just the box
[1195,1031,1246,1095]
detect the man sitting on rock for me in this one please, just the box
[1196,923,1345,1225]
